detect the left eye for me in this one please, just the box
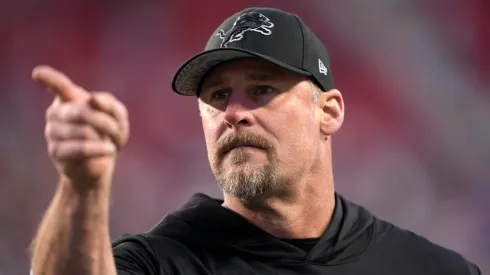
[251,86,275,96]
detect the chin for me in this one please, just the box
[215,163,278,202]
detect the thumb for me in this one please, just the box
[32,65,89,102]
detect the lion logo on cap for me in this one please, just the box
[217,11,274,48]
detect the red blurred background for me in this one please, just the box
[0,0,488,273]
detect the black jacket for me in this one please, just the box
[112,193,481,274]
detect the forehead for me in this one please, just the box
[200,58,302,89]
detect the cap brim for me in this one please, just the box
[171,48,312,96]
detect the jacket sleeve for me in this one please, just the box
[113,234,160,275]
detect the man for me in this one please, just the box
[30,7,481,275]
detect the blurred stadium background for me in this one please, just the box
[0,0,488,273]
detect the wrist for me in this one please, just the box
[59,173,112,199]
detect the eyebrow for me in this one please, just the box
[201,72,283,92]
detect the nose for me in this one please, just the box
[223,93,255,129]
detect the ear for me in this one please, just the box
[318,89,344,136]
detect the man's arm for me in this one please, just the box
[29,65,130,275]
[30,176,116,275]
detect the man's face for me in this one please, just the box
[198,58,322,202]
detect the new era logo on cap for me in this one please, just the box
[318,59,328,75]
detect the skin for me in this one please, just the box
[28,58,344,274]
[29,66,128,275]
[199,58,344,239]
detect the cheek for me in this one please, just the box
[200,105,223,145]
[274,104,317,160]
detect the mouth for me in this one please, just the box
[223,144,264,155]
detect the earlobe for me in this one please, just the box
[319,89,344,136]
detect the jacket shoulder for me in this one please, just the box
[365,217,480,274]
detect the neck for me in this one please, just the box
[222,173,335,239]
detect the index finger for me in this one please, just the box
[32,65,89,102]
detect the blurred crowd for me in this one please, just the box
[0,0,488,274]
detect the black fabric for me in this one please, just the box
[281,238,320,253]
[112,193,481,275]
[171,7,334,96]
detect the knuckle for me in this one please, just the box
[70,104,89,122]
[58,103,86,122]
[44,123,53,138]
[97,113,113,130]
[47,142,59,157]
[76,107,87,121]
[118,102,129,118]
[45,104,58,121]
[58,104,71,120]
[110,118,120,132]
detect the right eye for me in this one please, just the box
[211,90,230,101]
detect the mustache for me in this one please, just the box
[215,132,274,157]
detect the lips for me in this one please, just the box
[222,143,264,156]
[226,145,262,153]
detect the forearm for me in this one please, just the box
[30,175,117,275]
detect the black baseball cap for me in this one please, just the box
[171,7,334,96]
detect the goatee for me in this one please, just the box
[211,132,278,202]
